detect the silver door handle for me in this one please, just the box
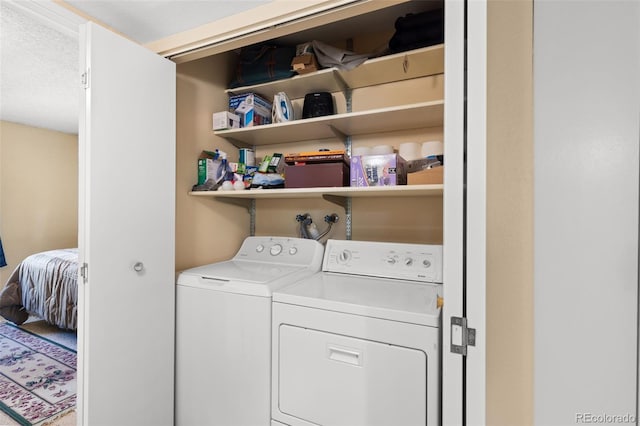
[133,262,144,272]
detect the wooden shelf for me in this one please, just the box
[225,44,444,100]
[226,68,346,101]
[214,100,444,146]
[189,184,443,200]
[339,44,445,89]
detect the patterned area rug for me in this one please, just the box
[0,323,76,425]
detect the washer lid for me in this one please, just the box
[273,272,442,326]
[177,260,312,297]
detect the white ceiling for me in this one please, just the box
[0,0,271,135]
[66,0,272,45]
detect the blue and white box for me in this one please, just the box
[229,93,272,127]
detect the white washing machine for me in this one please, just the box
[271,239,443,426]
[175,236,324,426]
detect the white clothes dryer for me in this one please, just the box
[271,239,443,426]
[176,236,324,426]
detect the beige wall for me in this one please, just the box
[0,121,78,284]
[486,0,534,424]
[175,54,249,272]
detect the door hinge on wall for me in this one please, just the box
[80,263,88,284]
[81,69,90,89]
[451,316,476,356]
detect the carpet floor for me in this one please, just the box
[0,317,77,426]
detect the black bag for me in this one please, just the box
[229,44,297,88]
[389,8,444,54]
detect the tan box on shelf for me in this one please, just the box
[407,167,444,185]
[291,53,319,75]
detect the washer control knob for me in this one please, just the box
[386,257,397,265]
[404,257,414,266]
[289,247,298,255]
[338,250,351,263]
[256,244,264,253]
[270,244,283,256]
[423,259,432,268]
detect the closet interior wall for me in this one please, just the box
[175,0,445,273]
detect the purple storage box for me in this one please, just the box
[350,154,407,187]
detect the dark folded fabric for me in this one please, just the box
[390,27,443,47]
[394,9,444,31]
[389,9,444,53]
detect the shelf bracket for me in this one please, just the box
[225,137,254,150]
[214,197,256,236]
[322,195,352,240]
[329,125,351,156]
[322,194,348,210]
[328,125,351,156]
[333,70,350,96]
[215,197,253,213]
[328,125,348,145]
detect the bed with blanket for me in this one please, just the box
[0,248,78,330]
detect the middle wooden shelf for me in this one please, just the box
[213,100,444,146]
[189,184,443,200]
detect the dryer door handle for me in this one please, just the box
[328,345,362,366]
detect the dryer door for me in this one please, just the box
[278,325,428,426]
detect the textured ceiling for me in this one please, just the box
[0,0,271,135]
[0,1,82,134]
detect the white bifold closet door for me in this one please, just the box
[78,22,176,426]
[534,1,639,424]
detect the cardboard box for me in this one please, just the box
[239,148,255,166]
[285,162,350,188]
[291,53,319,75]
[197,151,223,185]
[408,167,444,185]
[228,92,272,111]
[350,154,407,187]
[267,153,284,173]
[212,111,240,130]
[407,157,442,173]
[258,155,272,173]
[228,93,272,127]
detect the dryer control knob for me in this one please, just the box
[386,257,397,265]
[404,258,414,266]
[423,259,432,268]
[289,247,298,255]
[256,244,265,253]
[270,244,283,256]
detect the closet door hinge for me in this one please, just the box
[80,263,88,284]
[450,316,476,356]
[81,69,90,89]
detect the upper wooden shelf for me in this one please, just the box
[224,44,445,100]
[214,100,443,146]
